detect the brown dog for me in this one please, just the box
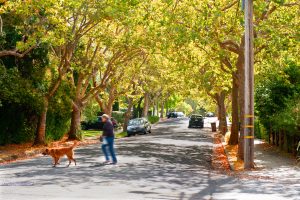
[42,141,78,167]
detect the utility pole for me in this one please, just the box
[244,0,255,169]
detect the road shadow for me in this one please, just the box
[1,119,299,199]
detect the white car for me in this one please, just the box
[176,112,185,118]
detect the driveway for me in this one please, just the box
[1,119,299,200]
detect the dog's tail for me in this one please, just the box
[71,141,79,148]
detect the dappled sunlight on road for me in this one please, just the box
[1,119,299,200]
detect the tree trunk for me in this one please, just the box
[216,92,227,135]
[279,130,282,149]
[105,100,114,117]
[95,95,114,117]
[34,98,49,145]
[276,131,279,146]
[283,131,288,152]
[166,104,169,117]
[228,76,239,145]
[142,93,149,117]
[68,102,82,140]
[160,101,164,118]
[237,45,245,159]
[123,98,133,132]
[137,97,143,118]
[156,101,159,116]
[152,106,154,116]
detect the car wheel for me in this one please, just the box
[127,132,131,137]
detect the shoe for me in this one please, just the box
[103,161,110,164]
[110,162,117,165]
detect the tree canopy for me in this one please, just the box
[0,0,299,153]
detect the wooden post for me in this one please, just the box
[244,0,255,169]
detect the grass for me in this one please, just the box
[82,129,127,139]
[82,130,102,138]
[115,131,128,139]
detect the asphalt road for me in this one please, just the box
[1,118,299,200]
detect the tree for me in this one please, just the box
[160,0,299,154]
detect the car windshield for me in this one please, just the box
[128,119,143,126]
[191,115,202,119]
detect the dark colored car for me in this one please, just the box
[167,112,178,118]
[188,114,204,128]
[81,116,118,130]
[127,118,151,136]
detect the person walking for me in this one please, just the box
[100,114,117,165]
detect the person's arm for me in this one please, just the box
[102,123,108,137]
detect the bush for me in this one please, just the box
[82,100,100,122]
[0,66,42,145]
[112,111,125,124]
[148,116,160,124]
[45,84,72,142]
[0,103,37,145]
[254,119,268,140]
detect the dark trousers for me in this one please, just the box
[101,136,117,163]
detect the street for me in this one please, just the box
[1,119,299,200]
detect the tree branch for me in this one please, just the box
[0,15,3,34]
[0,45,36,58]
[255,2,299,25]
[221,0,238,11]
[219,40,240,54]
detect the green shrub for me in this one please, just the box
[112,111,125,124]
[254,119,268,140]
[45,85,72,142]
[148,116,160,124]
[82,100,100,122]
[0,103,37,145]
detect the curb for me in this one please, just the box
[222,144,235,171]
[214,132,233,171]
[0,149,42,165]
[218,133,237,171]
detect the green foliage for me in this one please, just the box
[112,111,125,124]
[255,60,300,136]
[0,0,299,148]
[0,18,48,144]
[0,102,37,145]
[254,120,268,140]
[175,101,193,116]
[165,94,181,110]
[82,100,100,122]
[45,85,72,142]
[147,116,159,124]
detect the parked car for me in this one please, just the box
[167,112,178,118]
[81,116,118,130]
[127,118,151,136]
[176,112,185,118]
[206,112,215,117]
[188,114,204,128]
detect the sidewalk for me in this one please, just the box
[245,140,299,181]
[223,137,300,181]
